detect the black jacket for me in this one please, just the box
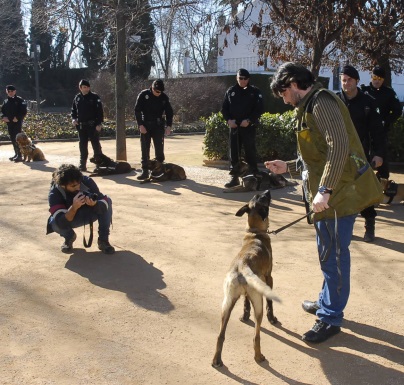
[336,88,385,158]
[1,95,27,121]
[71,91,104,125]
[361,83,402,130]
[221,83,263,124]
[134,88,174,126]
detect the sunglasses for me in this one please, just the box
[238,77,249,80]
[372,75,384,81]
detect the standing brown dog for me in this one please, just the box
[212,190,279,368]
[15,132,46,162]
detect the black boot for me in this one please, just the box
[9,143,19,161]
[79,158,87,172]
[137,169,149,180]
[224,176,240,188]
[364,218,375,242]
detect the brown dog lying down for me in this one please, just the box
[223,171,296,193]
[140,159,186,183]
[15,132,46,162]
[379,178,404,204]
[89,153,132,176]
[212,190,280,368]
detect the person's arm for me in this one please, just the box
[368,99,385,165]
[96,94,104,125]
[221,89,237,128]
[388,90,402,126]
[249,87,264,123]
[164,95,174,127]
[18,98,27,120]
[312,92,349,190]
[71,97,78,126]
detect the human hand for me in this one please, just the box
[12,117,18,122]
[264,160,287,174]
[96,125,102,132]
[72,192,86,210]
[165,126,172,136]
[312,192,330,213]
[72,119,78,127]
[2,117,9,123]
[371,156,383,169]
[240,119,250,127]
[139,125,147,134]
[228,120,237,128]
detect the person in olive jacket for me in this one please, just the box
[1,85,27,162]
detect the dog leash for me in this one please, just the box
[268,210,313,235]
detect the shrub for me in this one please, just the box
[389,116,404,162]
[203,111,297,161]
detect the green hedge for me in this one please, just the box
[0,112,204,141]
[203,111,297,161]
[203,112,404,163]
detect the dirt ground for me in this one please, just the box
[0,135,403,385]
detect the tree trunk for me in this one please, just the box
[115,0,127,161]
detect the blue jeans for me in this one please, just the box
[315,214,357,326]
[50,197,112,241]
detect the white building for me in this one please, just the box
[215,0,404,101]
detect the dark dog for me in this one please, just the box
[224,161,296,193]
[15,132,46,162]
[89,154,132,176]
[212,190,279,368]
[379,178,404,204]
[140,159,186,183]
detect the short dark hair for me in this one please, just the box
[270,62,315,97]
[52,164,83,186]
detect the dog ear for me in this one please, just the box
[235,204,250,217]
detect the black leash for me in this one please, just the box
[268,210,313,235]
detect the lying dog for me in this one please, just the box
[379,178,404,204]
[224,171,296,193]
[15,132,46,162]
[141,159,186,183]
[89,153,132,176]
[212,190,279,368]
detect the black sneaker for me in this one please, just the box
[302,300,320,315]
[224,176,240,188]
[137,169,149,180]
[98,239,115,254]
[61,232,77,253]
[302,320,341,343]
[9,155,17,161]
[13,156,23,163]
[79,165,87,172]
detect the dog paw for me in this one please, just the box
[239,315,250,323]
[254,353,265,363]
[268,315,278,325]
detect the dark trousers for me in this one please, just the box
[228,125,258,173]
[360,205,377,220]
[7,121,23,156]
[140,122,165,170]
[78,123,102,165]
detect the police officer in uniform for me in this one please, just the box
[221,68,264,188]
[337,65,385,242]
[134,79,174,180]
[1,85,27,162]
[71,79,104,172]
[361,66,402,179]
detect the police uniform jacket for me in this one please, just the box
[134,88,174,127]
[71,91,104,125]
[1,95,27,121]
[361,83,402,130]
[221,83,263,125]
[336,88,385,158]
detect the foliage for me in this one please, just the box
[203,110,297,161]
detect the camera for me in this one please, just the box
[81,190,98,201]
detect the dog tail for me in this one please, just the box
[241,265,280,302]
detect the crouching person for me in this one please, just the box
[47,163,115,254]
